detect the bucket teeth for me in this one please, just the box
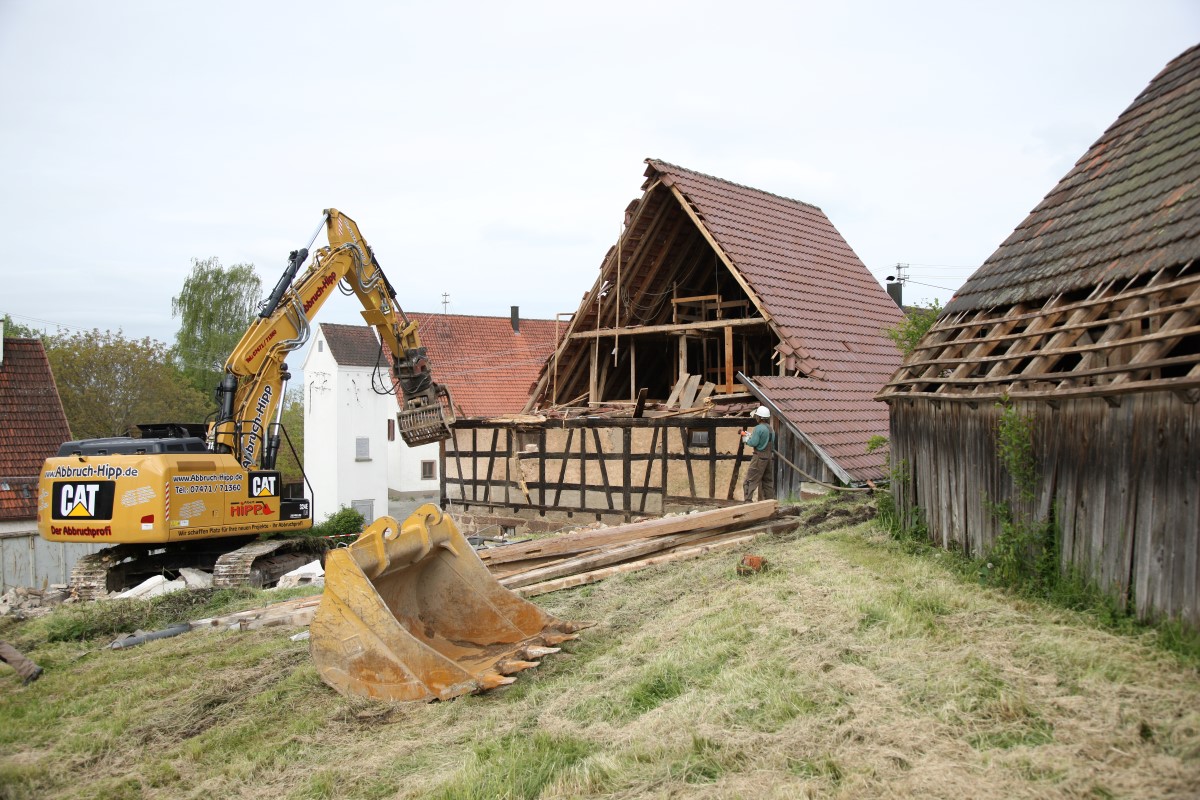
[541,633,579,646]
[522,645,561,659]
[497,659,540,675]
[477,672,518,691]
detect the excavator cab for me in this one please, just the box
[310,504,582,702]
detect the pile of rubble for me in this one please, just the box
[0,585,69,618]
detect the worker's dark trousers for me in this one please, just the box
[0,640,39,681]
[743,446,775,502]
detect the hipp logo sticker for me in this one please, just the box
[51,482,116,520]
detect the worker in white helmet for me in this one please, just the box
[741,405,776,502]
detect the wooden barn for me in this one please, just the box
[443,159,905,524]
[879,45,1200,626]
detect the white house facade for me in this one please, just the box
[301,323,439,525]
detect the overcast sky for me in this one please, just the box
[1,1,1197,349]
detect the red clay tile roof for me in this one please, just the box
[645,160,906,386]
[0,338,71,520]
[750,375,890,482]
[945,44,1200,314]
[408,313,560,418]
[318,317,560,419]
[643,160,904,481]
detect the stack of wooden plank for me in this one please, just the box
[478,500,791,597]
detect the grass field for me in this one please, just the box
[2,503,1198,799]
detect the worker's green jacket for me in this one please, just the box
[745,422,775,452]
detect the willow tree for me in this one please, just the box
[172,257,262,394]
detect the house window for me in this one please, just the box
[355,437,370,461]
[421,460,436,480]
[687,428,710,449]
[351,499,374,520]
[387,418,395,442]
[318,341,324,352]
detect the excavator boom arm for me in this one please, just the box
[213,209,453,467]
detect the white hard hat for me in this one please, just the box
[754,405,770,418]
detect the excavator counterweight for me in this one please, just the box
[310,505,582,702]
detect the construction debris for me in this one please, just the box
[482,500,790,596]
[276,560,324,589]
[189,595,322,632]
[737,554,768,576]
[115,575,186,600]
[0,585,69,618]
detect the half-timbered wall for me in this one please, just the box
[889,393,1200,627]
[443,418,766,523]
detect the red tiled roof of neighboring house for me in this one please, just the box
[408,312,560,418]
[643,160,904,481]
[0,338,72,520]
[318,317,561,419]
[945,44,1200,314]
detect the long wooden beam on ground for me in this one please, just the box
[474,500,777,566]
[513,534,759,597]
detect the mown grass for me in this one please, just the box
[1,496,1198,799]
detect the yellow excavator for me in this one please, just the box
[38,209,576,700]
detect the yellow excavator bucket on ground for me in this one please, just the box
[310,504,582,702]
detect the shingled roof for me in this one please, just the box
[883,44,1200,402]
[0,338,71,520]
[528,159,904,481]
[318,316,560,419]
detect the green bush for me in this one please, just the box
[309,506,366,538]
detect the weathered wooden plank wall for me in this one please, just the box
[772,426,840,499]
[889,393,1200,627]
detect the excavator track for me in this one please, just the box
[68,537,327,599]
[212,538,326,588]
[69,544,149,601]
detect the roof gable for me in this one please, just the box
[529,159,904,410]
[1,338,72,519]
[645,159,905,384]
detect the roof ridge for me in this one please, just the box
[645,158,823,212]
[409,311,557,323]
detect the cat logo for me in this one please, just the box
[249,472,280,498]
[52,482,115,520]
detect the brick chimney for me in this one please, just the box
[510,306,520,334]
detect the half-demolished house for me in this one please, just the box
[443,160,905,522]
[880,45,1200,627]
